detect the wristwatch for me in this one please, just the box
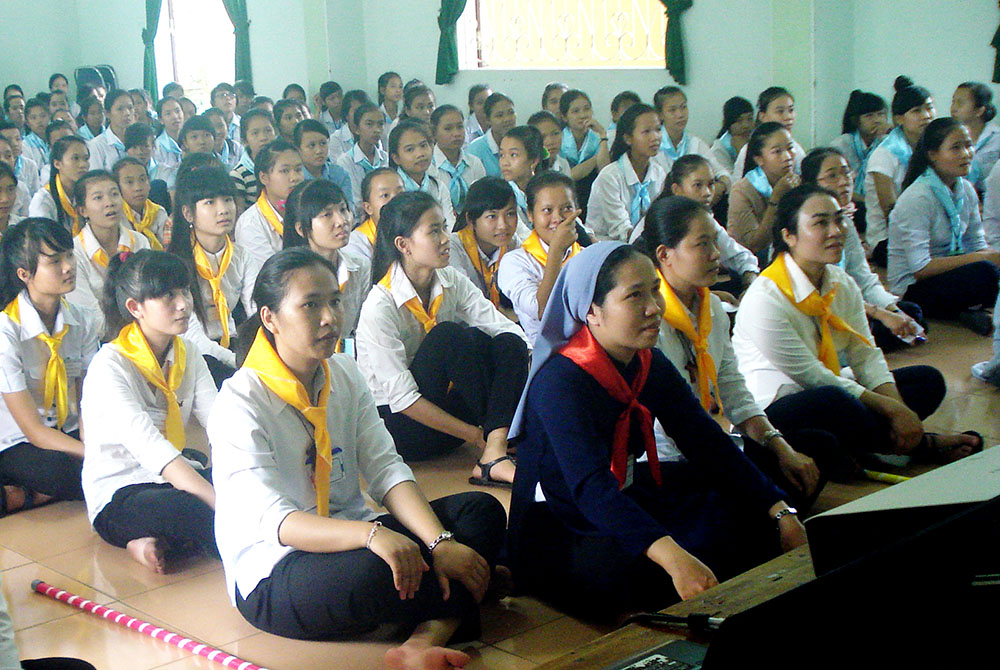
[760,428,784,447]
[773,507,798,523]
[428,531,454,552]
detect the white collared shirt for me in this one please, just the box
[27,188,58,220]
[981,158,1000,250]
[14,156,39,203]
[428,145,487,206]
[971,121,1000,192]
[586,156,667,241]
[447,231,520,300]
[497,239,575,345]
[185,241,261,367]
[710,136,739,176]
[400,170,457,231]
[887,178,986,296]
[87,126,127,171]
[732,254,894,407]
[464,113,484,146]
[0,292,99,451]
[209,354,415,603]
[335,143,389,215]
[653,290,763,461]
[629,216,760,279]
[68,223,151,338]
[81,337,217,522]
[863,143,907,248]
[13,183,30,219]
[344,226,375,263]
[356,264,528,411]
[327,124,355,162]
[549,154,572,176]
[658,133,731,181]
[842,211,898,309]
[334,248,372,336]
[153,132,183,188]
[234,200,282,271]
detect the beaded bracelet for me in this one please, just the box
[366,520,383,550]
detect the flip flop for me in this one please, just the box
[468,455,514,489]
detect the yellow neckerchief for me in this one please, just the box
[123,199,164,251]
[760,252,872,375]
[44,176,80,234]
[111,322,186,449]
[243,327,333,516]
[457,226,504,306]
[77,225,136,268]
[378,263,443,333]
[256,190,283,237]
[356,217,377,246]
[192,234,234,348]
[521,230,581,269]
[656,269,720,412]
[3,296,69,428]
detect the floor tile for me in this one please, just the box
[464,643,539,669]
[120,570,259,647]
[3,562,115,630]
[409,444,512,512]
[0,546,31,571]
[493,616,612,665]
[480,595,565,644]
[0,501,101,560]
[224,633,394,670]
[40,542,221,600]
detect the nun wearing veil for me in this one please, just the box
[504,241,806,619]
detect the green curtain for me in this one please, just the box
[435,0,468,85]
[221,0,253,83]
[660,0,693,85]
[992,23,1000,83]
[142,0,163,101]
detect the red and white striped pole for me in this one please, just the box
[31,580,270,670]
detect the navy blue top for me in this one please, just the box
[507,348,786,562]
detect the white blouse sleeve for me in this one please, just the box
[188,345,218,429]
[450,269,531,347]
[184,313,236,368]
[355,291,422,413]
[714,221,760,276]
[983,161,1000,250]
[497,250,541,326]
[586,165,634,242]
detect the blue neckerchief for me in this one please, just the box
[619,155,653,225]
[398,167,432,194]
[968,124,998,187]
[720,132,737,161]
[356,145,381,174]
[227,116,240,143]
[607,121,617,135]
[851,131,882,196]
[468,134,500,176]
[13,156,23,178]
[24,132,49,164]
[508,180,528,218]
[560,127,600,166]
[438,156,470,210]
[78,125,96,141]
[105,127,126,153]
[217,141,231,166]
[148,157,157,174]
[660,130,689,162]
[917,168,966,255]
[880,126,912,171]
[237,149,255,173]
[746,167,773,200]
[156,131,182,158]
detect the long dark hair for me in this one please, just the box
[891,75,932,118]
[756,87,793,124]
[371,191,439,283]
[0,218,74,306]
[609,103,657,161]
[503,125,549,172]
[103,249,199,336]
[717,96,753,138]
[377,71,402,106]
[48,135,87,232]
[957,81,997,123]
[743,121,787,177]
[283,179,350,248]
[635,195,708,259]
[773,184,838,254]
[841,90,887,134]
[901,117,965,191]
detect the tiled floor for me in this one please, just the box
[3,319,997,669]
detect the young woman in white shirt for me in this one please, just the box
[528,110,571,175]
[887,117,1000,334]
[76,95,105,142]
[653,87,730,204]
[733,183,982,467]
[28,136,89,233]
[399,85,436,126]
[169,166,258,384]
[152,96,184,188]
[293,118,354,210]
[0,163,19,236]
[950,81,1000,194]
[389,119,455,229]
[727,122,800,265]
[83,250,217,572]
[272,99,307,144]
[429,105,486,214]
[587,103,666,242]
[210,247,506,664]
[711,96,754,179]
[449,177,519,311]
[230,108,277,214]
[356,191,530,487]
[541,82,568,118]
[465,84,491,145]
[377,71,404,131]
[801,147,925,352]
[234,138,305,269]
[830,90,889,230]
[559,89,610,214]
[499,125,546,237]
[732,87,805,178]
[865,76,935,266]
[87,89,135,172]
[497,171,583,344]
[0,219,99,514]
[345,167,405,263]
[68,170,151,339]
[114,157,168,250]
[283,179,370,337]
[467,93,518,179]
[336,101,389,216]
[637,195,824,504]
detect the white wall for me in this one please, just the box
[246,0,311,99]
[0,2,82,97]
[813,0,855,143]
[76,0,145,91]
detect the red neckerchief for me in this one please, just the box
[558,326,661,488]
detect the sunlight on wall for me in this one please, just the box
[154,0,235,109]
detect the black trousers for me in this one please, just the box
[379,322,529,461]
[236,492,506,642]
[515,464,779,621]
[204,354,237,389]
[903,261,1000,319]
[21,660,96,670]
[91,482,218,560]
[870,300,926,353]
[741,429,833,510]
[0,432,83,501]
[765,365,946,461]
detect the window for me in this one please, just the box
[456,0,667,71]
[154,0,235,109]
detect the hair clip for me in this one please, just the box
[118,251,132,263]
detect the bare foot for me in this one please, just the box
[932,433,981,463]
[384,642,470,670]
[126,537,168,574]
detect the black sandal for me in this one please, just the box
[468,455,515,489]
[0,484,34,518]
[915,431,984,464]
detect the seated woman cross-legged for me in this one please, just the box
[733,184,983,471]
[209,248,507,669]
[506,241,806,620]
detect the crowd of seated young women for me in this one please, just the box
[0,68,996,670]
